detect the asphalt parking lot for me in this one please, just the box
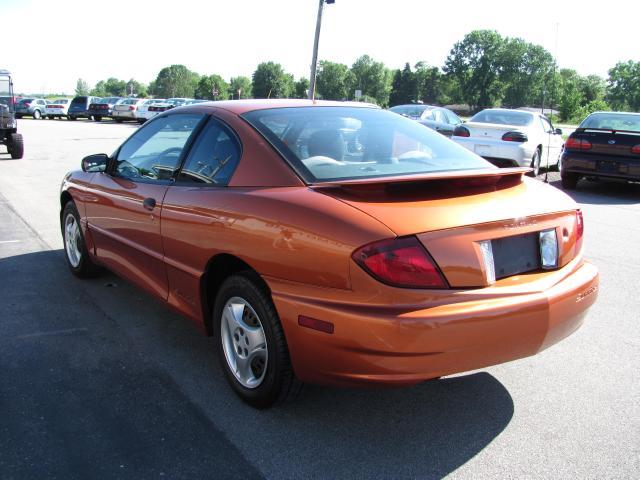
[1,118,639,479]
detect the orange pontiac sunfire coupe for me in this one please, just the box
[60,100,599,408]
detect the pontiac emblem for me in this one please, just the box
[608,140,616,144]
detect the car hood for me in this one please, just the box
[314,170,576,237]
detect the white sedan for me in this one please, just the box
[134,98,165,123]
[111,98,147,123]
[451,109,564,175]
[45,99,71,119]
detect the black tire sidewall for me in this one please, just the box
[213,274,288,408]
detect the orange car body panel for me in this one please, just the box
[60,100,599,386]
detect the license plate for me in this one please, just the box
[475,145,491,157]
[491,233,540,279]
[598,161,617,173]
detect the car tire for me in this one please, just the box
[94,116,102,122]
[527,148,541,177]
[33,109,41,120]
[61,201,101,278]
[7,133,24,159]
[68,116,77,121]
[15,114,22,119]
[561,172,579,190]
[115,118,123,123]
[213,272,302,409]
[47,115,53,120]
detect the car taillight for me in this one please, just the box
[24,102,31,107]
[576,210,584,253]
[453,125,470,137]
[352,236,448,289]
[502,131,528,142]
[129,105,136,111]
[631,144,640,154]
[565,137,592,150]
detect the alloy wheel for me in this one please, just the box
[64,213,82,268]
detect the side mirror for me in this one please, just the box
[82,153,109,172]
[554,128,563,135]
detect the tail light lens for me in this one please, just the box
[575,210,584,253]
[453,125,470,137]
[24,102,31,107]
[129,105,136,111]
[565,137,592,150]
[352,236,448,289]
[502,131,528,142]
[631,144,640,154]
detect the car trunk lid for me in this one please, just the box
[570,128,640,158]
[465,121,525,140]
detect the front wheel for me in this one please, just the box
[61,201,101,277]
[94,116,102,122]
[213,273,301,409]
[33,109,42,120]
[7,133,24,159]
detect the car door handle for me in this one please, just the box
[143,197,157,211]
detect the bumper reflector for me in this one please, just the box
[479,240,496,284]
[298,315,334,334]
[539,229,558,269]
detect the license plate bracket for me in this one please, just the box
[491,232,540,279]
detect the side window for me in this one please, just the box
[177,118,241,185]
[114,113,204,181]
[445,110,461,125]
[540,117,553,133]
[432,110,445,123]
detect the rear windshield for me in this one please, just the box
[242,106,493,183]
[389,105,432,118]
[580,112,640,132]
[71,96,88,105]
[121,99,138,105]
[18,98,35,104]
[471,110,534,127]
[53,99,69,104]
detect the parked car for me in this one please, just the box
[68,96,102,120]
[111,98,147,122]
[88,97,123,122]
[452,108,563,176]
[143,98,191,121]
[559,111,640,189]
[135,98,165,123]
[15,98,48,119]
[45,99,72,119]
[60,99,598,408]
[389,104,463,137]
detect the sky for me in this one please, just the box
[2,0,639,95]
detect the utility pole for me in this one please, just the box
[308,0,335,100]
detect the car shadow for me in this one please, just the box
[548,178,640,205]
[1,249,514,479]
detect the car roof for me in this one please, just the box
[177,99,380,115]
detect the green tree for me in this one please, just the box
[154,65,200,98]
[195,74,229,100]
[558,69,583,121]
[389,63,417,106]
[229,76,252,99]
[414,62,450,105]
[350,55,392,107]
[607,60,640,111]
[294,77,309,99]
[444,30,505,111]
[125,78,148,97]
[499,39,555,108]
[252,62,294,98]
[316,61,354,100]
[90,80,106,97]
[75,78,90,96]
[579,75,607,104]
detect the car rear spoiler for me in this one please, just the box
[309,167,531,198]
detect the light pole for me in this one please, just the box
[308,0,335,100]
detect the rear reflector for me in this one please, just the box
[565,137,592,150]
[539,229,558,269]
[298,316,334,334]
[352,236,448,289]
[631,144,640,154]
[453,125,470,137]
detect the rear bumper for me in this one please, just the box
[269,260,598,387]
[561,151,640,181]
[454,137,534,167]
